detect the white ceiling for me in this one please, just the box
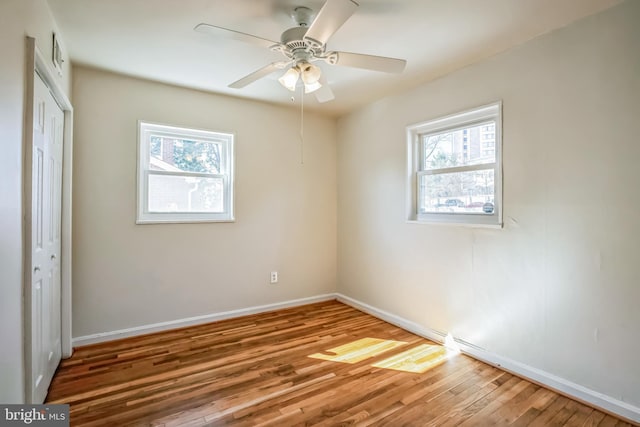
[47,0,621,117]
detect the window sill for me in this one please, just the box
[405,219,503,229]
[136,218,235,225]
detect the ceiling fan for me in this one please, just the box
[194,0,407,103]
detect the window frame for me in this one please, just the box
[406,102,503,228]
[137,121,235,224]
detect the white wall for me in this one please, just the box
[0,0,71,403]
[71,67,337,338]
[338,0,640,410]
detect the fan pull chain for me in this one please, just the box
[300,83,304,165]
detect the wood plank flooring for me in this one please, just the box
[46,301,635,426]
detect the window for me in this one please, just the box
[137,121,234,223]
[406,102,502,227]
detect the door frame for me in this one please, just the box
[23,36,73,403]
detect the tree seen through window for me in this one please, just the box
[150,136,221,174]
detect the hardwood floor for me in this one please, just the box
[47,301,634,426]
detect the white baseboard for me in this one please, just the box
[72,294,337,347]
[336,293,640,425]
[336,293,448,343]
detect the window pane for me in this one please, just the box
[420,169,495,214]
[423,122,495,170]
[149,136,221,174]
[148,175,224,213]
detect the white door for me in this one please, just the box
[30,71,63,403]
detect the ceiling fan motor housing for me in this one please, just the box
[280,26,308,49]
[277,26,324,64]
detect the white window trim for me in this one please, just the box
[137,121,235,224]
[406,102,503,228]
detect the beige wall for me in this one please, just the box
[71,67,337,337]
[337,0,640,408]
[0,0,71,403]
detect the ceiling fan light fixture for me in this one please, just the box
[300,62,322,85]
[278,67,299,91]
[304,80,322,94]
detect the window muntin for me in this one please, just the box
[137,122,234,223]
[407,102,502,227]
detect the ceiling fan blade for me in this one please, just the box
[194,23,278,49]
[304,0,359,48]
[333,51,406,73]
[229,62,287,89]
[314,76,335,103]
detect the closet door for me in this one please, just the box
[30,71,64,403]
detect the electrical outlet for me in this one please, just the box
[270,271,278,284]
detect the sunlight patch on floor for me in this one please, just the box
[371,343,455,373]
[308,338,407,364]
